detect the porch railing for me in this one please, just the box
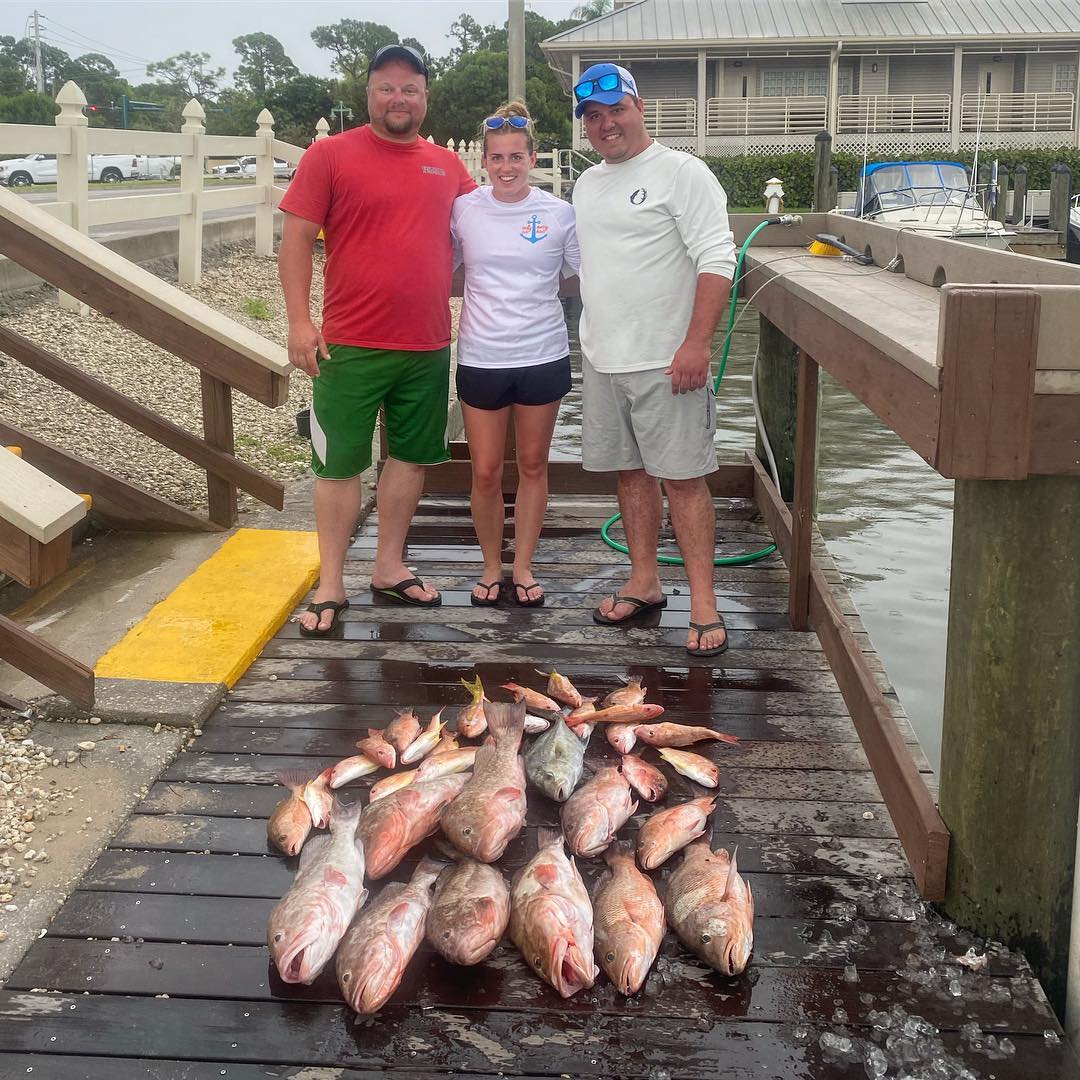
[960,92,1075,132]
[838,94,951,133]
[706,96,827,136]
[642,98,697,136]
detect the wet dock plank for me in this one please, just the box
[8,494,1077,1078]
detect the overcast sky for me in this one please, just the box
[4,2,584,83]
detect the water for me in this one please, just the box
[552,306,953,772]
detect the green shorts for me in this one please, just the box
[309,344,451,479]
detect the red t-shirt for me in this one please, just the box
[280,125,475,350]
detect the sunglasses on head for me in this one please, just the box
[573,71,628,102]
[484,115,530,130]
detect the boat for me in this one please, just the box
[1070,193,1080,246]
[853,161,1014,249]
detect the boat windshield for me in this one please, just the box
[857,162,975,216]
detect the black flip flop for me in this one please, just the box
[593,593,667,626]
[687,618,729,657]
[512,582,545,608]
[370,576,442,607]
[470,581,503,608]
[299,599,349,637]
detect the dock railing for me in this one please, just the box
[731,209,1080,1011]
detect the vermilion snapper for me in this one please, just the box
[502,682,560,713]
[634,723,739,748]
[620,754,668,802]
[302,767,334,829]
[636,795,717,871]
[416,746,478,782]
[601,676,646,708]
[569,703,664,726]
[457,675,488,738]
[369,769,418,802]
[384,709,422,755]
[354,729,396,770]
[329,754,381,790]
[560,766,638,859]
[267,770,313,857]
[537,668,584,709]
[606,723,638,754]
[400,710,446,765]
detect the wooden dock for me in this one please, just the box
[1,492,1077,1078]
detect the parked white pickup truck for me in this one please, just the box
[211,155,295,180]
[0,153,147,186]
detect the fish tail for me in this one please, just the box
[537,826,564,851]
[483,698,525,752]
[460,674,485,703]
[329,797,363,834]
[277,768,313,795]
[535,667,554,678]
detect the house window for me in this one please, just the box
[762,68,828,97]
[1053,62,1077,94]
[839,68,853,96]
[807,69,828,97]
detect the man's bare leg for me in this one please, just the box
[596,469,665,621]
[371,456,438,602]
[665,476,725,652]
[301,476,364,633]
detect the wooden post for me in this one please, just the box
[571,54,582,153]
[939,475,1080,1016]
[992,165,1008,224]
[179,98,206,286]
[54,81,88,314]
[254,108,274,258]
[1011,163,1028,225]
[696,49,708,156]
[200,373,237,527]
[508,0,525,104]
[788,353,818,630]
[754,314,800,501]
[977,163,991,213]
[813,130,832,212]
[1049,163,1072,241]
[828,165,839,216]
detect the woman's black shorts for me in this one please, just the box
[456,356,571,411]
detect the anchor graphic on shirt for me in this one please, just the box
[520,215,549,244]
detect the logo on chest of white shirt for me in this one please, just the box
[520,215,549,244]
[629,188,647,205]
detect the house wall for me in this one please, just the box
[860,57,889,94]
[1025,52,1079,92]
[960,54,1019,93]
[887,54,953,94]
[625,60,698,98]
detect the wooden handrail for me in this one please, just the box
[0,612,93,709]
[0,324,284,512]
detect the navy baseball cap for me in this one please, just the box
[573,63,639,117]
[368,44,429,79]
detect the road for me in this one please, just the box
[17,184,274,241]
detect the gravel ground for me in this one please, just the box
[0,243,463,514]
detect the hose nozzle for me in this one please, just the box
[778,213,803,226]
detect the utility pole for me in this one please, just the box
[330,101,353,133]
[508,0,526,104]
[32,10,44,94]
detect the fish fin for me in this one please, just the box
[276,768,313,795]
[329,797,363,835]
[312,766,334,789]
[537,826,563,851]
[483,698,526,751]
[535,667,554,678]
[298,832,331,869]
[460,674,485,703]
[714,731,741,745]
[385,900,413,934]
[493,785,524,805]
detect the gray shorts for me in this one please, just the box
[581,358,718,479]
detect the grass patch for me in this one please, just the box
[241,297,273,320]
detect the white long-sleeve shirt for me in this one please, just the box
[452,186,579,368]
[572,141,736,374]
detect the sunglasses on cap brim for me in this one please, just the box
[573,71,631,102]
[484,116,530,130]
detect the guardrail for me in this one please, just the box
[642,98,697,136]
[961,91,1075,132]
[838,93,951,134]
[707,95,827,136]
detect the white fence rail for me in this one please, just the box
[707,95,826,136]
[1,81,571,295]
[838,94,951,134]
[961,92,1075,132]
[643,98,697,136]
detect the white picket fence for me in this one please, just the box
[0,81,569,304]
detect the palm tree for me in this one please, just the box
[571,0,613,22]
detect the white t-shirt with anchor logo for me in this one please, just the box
[452,186,579,369]
[573,141,737,374]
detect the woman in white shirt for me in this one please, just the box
[452,102,579,607]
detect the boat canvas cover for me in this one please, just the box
[855,161,970,217]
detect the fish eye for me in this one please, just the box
[273,932,283,942]
[605,951,616,963]
[533,955,542,967]
[443,931,452,940]
[341,971,351,982]
[462,826,472,836]
[701,933,711,943]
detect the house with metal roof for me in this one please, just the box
[540,0,1080,156]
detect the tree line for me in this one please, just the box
[0,3,611,148]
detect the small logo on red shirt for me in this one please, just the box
[422,165,446,176]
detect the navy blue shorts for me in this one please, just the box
[456,357,571,411]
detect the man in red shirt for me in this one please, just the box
[279,44,475,635]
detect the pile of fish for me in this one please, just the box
[265,668,753,1013]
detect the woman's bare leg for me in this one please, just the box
[510,399,561,603]
[462,401,511,602]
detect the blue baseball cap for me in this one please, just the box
[573,63,639,118]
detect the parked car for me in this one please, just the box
[211,155,295,180]
[0,153,147,186]
[142,155,181,180]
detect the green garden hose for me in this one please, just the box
[599,217,781,566]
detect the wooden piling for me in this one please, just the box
[1011,164,1028,225]
[939,475,1080,1016]
[1049,164,1072,241]
[754,315,800,501]
[992,167,1008,224]
[813,131,832,213]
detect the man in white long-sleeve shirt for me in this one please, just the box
[572,63,737,657]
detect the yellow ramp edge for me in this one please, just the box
[96,528,320,687]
